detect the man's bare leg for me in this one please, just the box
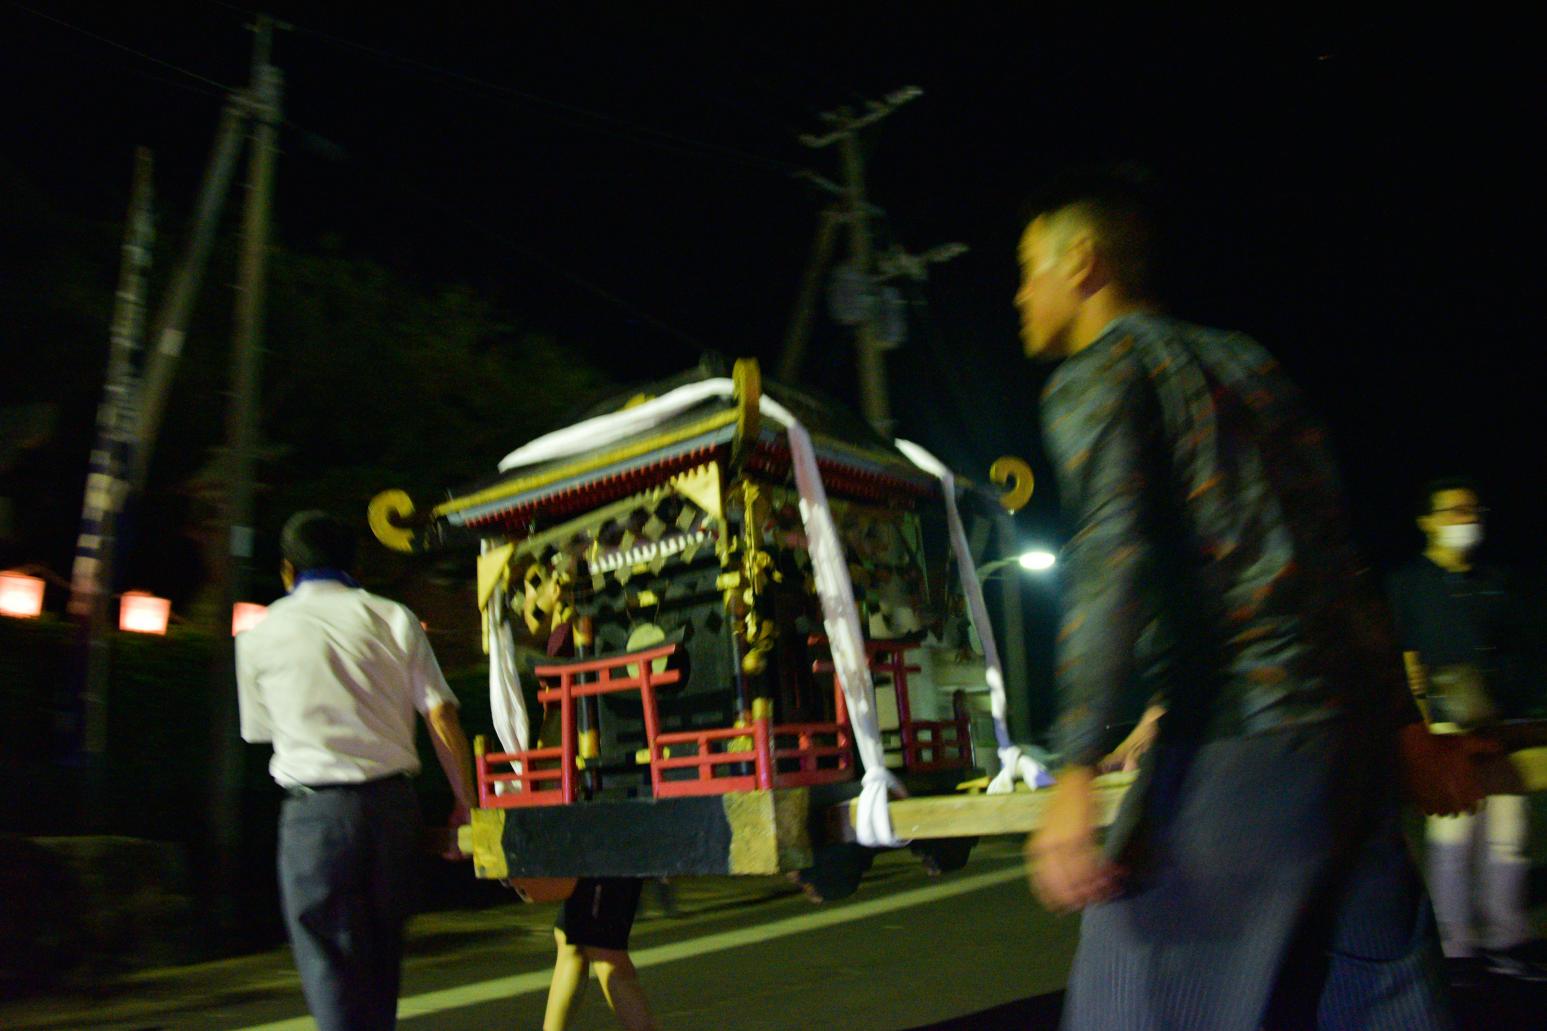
[543,928,590,1030]
[588,947,656,1031]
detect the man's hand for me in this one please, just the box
[1025,766,1122,913]
[1098,704,1163,773]
[1398,722,1499,816]
[442,802,472,861]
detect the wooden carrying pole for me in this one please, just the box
[836,748,1547,842]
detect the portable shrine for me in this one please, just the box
[370,358,1034,883]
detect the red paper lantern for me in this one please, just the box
[232,602,269,636]
[0,571,45,619]
[119,591,171,635]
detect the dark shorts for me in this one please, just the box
[557,877,643,951]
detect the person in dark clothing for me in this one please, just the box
[1389,479,1544,980]
[544,877,653,1030]
[521,581,656,1031]
[1016,171,1491,1030]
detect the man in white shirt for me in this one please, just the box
[237,511,475,1031]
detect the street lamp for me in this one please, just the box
[1018,549,1056,572]
[0,571,46,619]
[976,549,1058,581]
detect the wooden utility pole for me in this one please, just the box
[776,207,841,385]
[994,512,1030,742]
[71,148,154,806]
[223,15,281,624]
[834,121,893,436]
[128,100,248,498]
[796,88,921,437]
[206,12,282,933]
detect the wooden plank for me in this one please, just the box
[460,788,815,879]
[453,749,1547,870]
[834,749,1547,843]
[835,773,1137,842]
[1481,747,1547,795]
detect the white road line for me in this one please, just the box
[237,862,1026,1029]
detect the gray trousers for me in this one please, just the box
[1426,794,1532,955]
[1064,721,1451,1031]
[278,775,420,1031]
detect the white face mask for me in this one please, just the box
[1436,522,1483,552]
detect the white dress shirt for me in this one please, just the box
[236,580,457,788]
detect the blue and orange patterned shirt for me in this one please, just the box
[1041,313,1418,766]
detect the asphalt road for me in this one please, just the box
[10,834,1547,1030]
[6,837,1079,1030]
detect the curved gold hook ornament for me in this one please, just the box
[989,456,1035,513]
[731,357,762,467]
[368,489,420,553]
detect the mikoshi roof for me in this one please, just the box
[380,358,944,551]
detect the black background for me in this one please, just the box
[3,3,1541,573]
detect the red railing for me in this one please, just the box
[477,644,681,808]
[650,720,768,797]
[770,721,854,786]
[476,640,857,808]
[809,636,973,773]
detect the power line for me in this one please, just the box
[8,2,717,354]
[121,65,230,103]
[203,0,806,179]
[388,173,709,355]
[9,1,239,96]
[275,111,709,355]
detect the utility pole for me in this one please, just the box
[223,14,280,632]
[206,11,282,939]
[776,206,841,384]
[128,98,247,498]
[833,120,892,436]
[794,89,963,438]
[71,148,153,817]
[799,90,921,437]
[994,513,1030,742]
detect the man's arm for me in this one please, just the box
[426,702,476,812]
[403,615,477,812]
[1043,360,1157,770]
[235,635,272,744]
[1028,354,1157,912]
[1402,649,1431,723]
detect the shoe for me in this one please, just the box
[1480,946,1547,982]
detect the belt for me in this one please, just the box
[284,771,411,799]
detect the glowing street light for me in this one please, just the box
[232,602,269,636]
[119,591,171,635]
[977,549,1058,581]
[1017,549,1057,572]
[0,571,46,619]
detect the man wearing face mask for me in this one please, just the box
[1388,478,1542,981]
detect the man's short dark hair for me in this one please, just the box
[280,510,358,572]
[1418,476,1482,517]
[1023,164,1161,300]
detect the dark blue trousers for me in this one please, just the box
[1064,720,1452,1031]
[278,775,420,1031]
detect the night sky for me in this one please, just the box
[3,3,1542,576]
